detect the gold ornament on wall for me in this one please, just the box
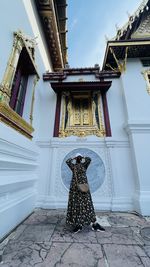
[106,46,128,73]
[142,69,150,95]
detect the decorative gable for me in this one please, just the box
[131,13,150,39]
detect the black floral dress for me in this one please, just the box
[66,157,96,228]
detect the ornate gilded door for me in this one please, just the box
[73,97,91,126]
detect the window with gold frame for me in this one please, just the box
[59,91,106,137]
[0,31,39,139]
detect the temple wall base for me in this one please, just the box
[36,136,135,212]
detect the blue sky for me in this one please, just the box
[67,0,142,68]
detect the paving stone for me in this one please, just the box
[139,227,150,245]
[130,226,141,234]
[23,212,60,225]
[1,209,150,267]
[35,242,105,267]
[103,244,150,267]
[1,241,51,267]
[96,227,143,245]
[130,227,150,246]
[35,209,66,217]
[96,215,111,227]
[141,227,150,240]
[18,224,55,242]
[57,215,67,226]
[46,209,66,216]
[141,257,150,266]
[0,238,10,251]
[9,225,27,240]
[51,224,98,243]
[108,213,147,227]
[143,246,150,257]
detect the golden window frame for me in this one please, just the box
[59,91,106,138]
[0,30,40,138]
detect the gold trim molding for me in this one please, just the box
[106,47,128,73]
[59,127,105,138]
[30,75,39,125]
[59,91,106,138]
[142,69,150,95]
[0,101,34,139]
[0,30,39,105]
[0,30,39,137]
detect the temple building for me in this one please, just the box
[0,0,150,240]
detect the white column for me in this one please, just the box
[122,60,150,215]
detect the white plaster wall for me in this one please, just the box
[22,0,53,72]
[0,123,39,240]
[122,59,150,121]
[0,0,54,139]
[0,0,52,78]
[0,0,32,80]
[36,82,56,140]
[122,59,150,215]
[0,0,54,239]
[65,74,98,82]
[36,137,135,212]
[36,72,136,213]
[108,141,135,211]
[107,78,128,139]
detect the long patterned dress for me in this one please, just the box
[66,157,96,228]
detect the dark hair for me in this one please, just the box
[76,155,82,163]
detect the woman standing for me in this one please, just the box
[66,153,105,233]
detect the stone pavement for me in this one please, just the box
[1,209,150,267]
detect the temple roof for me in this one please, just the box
[103,0,150,71]
[35,0,68,71]
[115,0,150,41]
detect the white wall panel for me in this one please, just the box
[36,138,135,212]
[0,123,39,240]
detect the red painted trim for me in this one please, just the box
[19,76,28,117]
[53,93,61,137]
[51,81,112,93]
[43,70,120,81]
[102,92,111,137]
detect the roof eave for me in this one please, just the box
[103,38,150,70]
[35,0,67,71]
